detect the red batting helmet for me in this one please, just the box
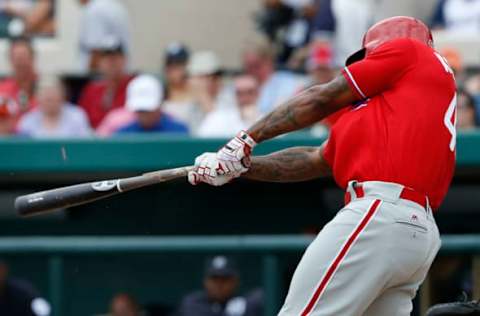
[346,16,433,66]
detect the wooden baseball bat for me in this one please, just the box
[14,165,194,217]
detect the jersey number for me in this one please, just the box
[434,52,454,74]
[435,52,456,152]
[444,94,457,152]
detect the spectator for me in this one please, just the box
[78,38,134,128]
[0,96,18,136]
[95,106,135,137]
[0,0,55,37]
[197,74,261,137]
[161,43,198,130]
[77,0,131,73]
[109,293,141,316]
[189,50,235,115]
[456,89,477,130]
[306,43,336,85]
[0,37,37,115]
[304,43,339,137]
[257,0,317,64]
[177,255,263,316]
[17,77,91,138]
[312,0,373,66]
[115,74,188,134]
[242,36,305,114]
[0,260,51,316]
[440,47,466,84]
[431,0,480,35]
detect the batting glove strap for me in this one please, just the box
[237,130,256,148]
[219,131,256,161]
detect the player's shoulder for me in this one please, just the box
[373,38,418,55]
[376,38,436,57]
[371,38,433,66]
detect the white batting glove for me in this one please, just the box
[216,131,256,175]
[188,153,239,186]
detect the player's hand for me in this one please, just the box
[217,131,256,174]
[188,153,239,186]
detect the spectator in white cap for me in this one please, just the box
[115,75,188,134]
[189,51,236,124]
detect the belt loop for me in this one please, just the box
[353,183,365,199]
[344,181,357,205]
[425,196,432,217]
[346,181,358,199]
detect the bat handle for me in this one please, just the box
[118,165,195,192]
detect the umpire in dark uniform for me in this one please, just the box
[177,255,263,316]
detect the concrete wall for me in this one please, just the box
[121,0,261,72]
[0,0,261,75]
[0,0,477,75]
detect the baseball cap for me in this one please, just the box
[188,51,222,76]
[204,255,238,278]
[307,44,333,71]
[126,75,164,112]
[94,36,125,55]
[165,42,189,65]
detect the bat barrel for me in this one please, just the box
[15,181,122,217]
[14,165,193,217]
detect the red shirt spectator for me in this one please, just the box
[0,37,38,116]
[0,78,37,113]
[0,96,19,135]
[78,74,132,128]
[78,38,133,128]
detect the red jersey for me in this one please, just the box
[323,38,456,209]
[78,75,133,128]
[0,77,37,113]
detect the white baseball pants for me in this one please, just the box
[278,181,441,316]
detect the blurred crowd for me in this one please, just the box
[1,255,263,316]
[0,0,477,140]
[100,256,263,316]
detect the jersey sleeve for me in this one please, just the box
[341,38,416,99]
[321,136,335,168]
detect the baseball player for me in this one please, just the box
[189,16,456,315]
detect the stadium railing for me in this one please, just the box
[2,131,480,173]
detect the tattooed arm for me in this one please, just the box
[188,75,352,186]
[247,75,357,143]
[244,143,331,182]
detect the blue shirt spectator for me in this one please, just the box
[114,74,189,135]
[116,114,188,134]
